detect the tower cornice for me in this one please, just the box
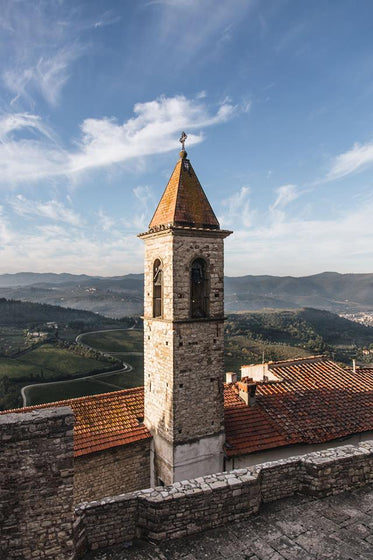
[138,225,232,240]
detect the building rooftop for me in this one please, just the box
[3,356,373,459]
[1,387,150,457]
[224,355,373,456]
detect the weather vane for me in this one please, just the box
[179,131,187,151]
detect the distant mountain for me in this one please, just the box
[0,272,97,287]
[0,271,373,317]
[226,307,373,347]
[225,272,373,313]
[0,298,119,328]
[0,273,144,318]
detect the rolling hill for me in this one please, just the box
[1,271,373,317]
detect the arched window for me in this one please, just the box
[191,258,209,318]
[153,259,163,318]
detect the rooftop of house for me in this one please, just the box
[1,387,150,457]
[224,355,373,456]
[3,356,373,459]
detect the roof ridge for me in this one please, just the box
[0,386,144,415]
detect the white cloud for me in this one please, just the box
[0,1,87,107]
[0,95,236,185]
[4,45,82,107]
[0,215,143,275]
[271,184,299,210]
[327,141,373,180]
[9,195,82,227]
[97,210,115,232]
[219,186,253,229]
[269,184,299,222]
[131,185,155,230]
[0,112,53,141]
[149,0,253,60]
[225,195,373,276]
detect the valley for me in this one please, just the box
[1,298,373,410]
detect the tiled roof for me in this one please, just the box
[148,152,220,230]
[224,356,373,457]
[1,387,150,457]
[4,356,373,460]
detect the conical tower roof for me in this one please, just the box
[149,150,220,230]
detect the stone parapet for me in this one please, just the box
[0,407,75,560]
[76,441,373,555]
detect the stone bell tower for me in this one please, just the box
[138,133,232,485]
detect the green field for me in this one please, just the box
[24,354,144,405]
[0,344,111,382]
[23,333,144,406]
[224,335,312,374]
[0,357,42,380]
[80,329,143,353]
[0,327,31,356]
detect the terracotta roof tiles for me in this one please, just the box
[3,356,373,460]
[224,356,373,456]
[148,153,220,230]
[1,387,150,457]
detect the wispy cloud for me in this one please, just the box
[97,210,115,232]
[0,95,236,185]
[270,184,299,222]
[327,140,373,180]
[9,195,82,227]
[148,0,252,60]
[0,112,54,141]
[131,185,155,230]
[4,45,83,107]
[0,1,88,107]
[219,186,253,228]
[226,195,373,276]
[0,215,142,275]
[0,1,119,108]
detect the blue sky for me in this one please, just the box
[1,0,373,277]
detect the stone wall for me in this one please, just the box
[0,407,75,560]
[77,441,373,555]
[2,407,373,560]
[74,439,150,504]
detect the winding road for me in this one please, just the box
[21,327,139,407]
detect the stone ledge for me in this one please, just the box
[75,440,373,557]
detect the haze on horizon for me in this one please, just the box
[0,1,373,277]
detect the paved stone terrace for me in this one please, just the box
[84,484,373,560]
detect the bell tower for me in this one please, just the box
[139,133,232,485]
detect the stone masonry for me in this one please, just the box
[141,229,230,484]
[74,439,150,504]
[76,441,373,555]
[2,405,373,559]
[83,484,373,560]
[0,407,75,560]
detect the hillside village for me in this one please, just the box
[2,140,373,560]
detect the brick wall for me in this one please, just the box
[0,407,75,560]
[74,439,150,503]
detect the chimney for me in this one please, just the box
[225,371,237,384]
[352,359,356,374]
[237,379,257,406]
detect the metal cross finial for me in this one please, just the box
[179,131,187,151]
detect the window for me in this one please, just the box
[153,259,163,317]
[191,258,209,318]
